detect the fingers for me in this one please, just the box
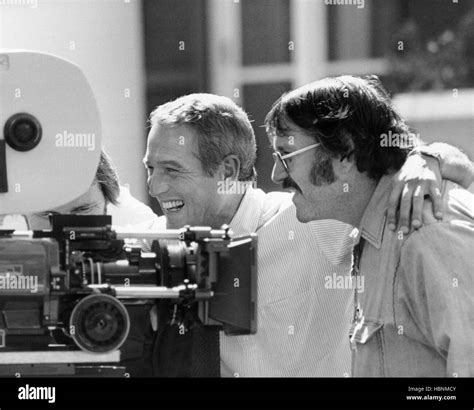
[387,178,404,231]
[410,184,425,229]
[398,184,413,234]
[428,181,444,219]
[388,159,444,232]
[388,180,443,234]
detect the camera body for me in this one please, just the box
[0,215,257,355]
[0,51,258,364]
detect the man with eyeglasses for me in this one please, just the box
[266,75,474,376]
[273,143,321,172]
[145,92,473,377]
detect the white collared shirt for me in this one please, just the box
[220,187,356,377]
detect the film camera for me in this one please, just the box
[0,51,257,373]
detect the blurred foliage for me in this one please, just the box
[386,6,474,93]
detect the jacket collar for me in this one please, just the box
[358,175,392,249]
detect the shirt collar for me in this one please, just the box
[358,174,392,249]
[228,186,263,237]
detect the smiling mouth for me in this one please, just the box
[161,199,185,213]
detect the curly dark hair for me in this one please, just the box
[265,75,419,181]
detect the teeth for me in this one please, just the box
[162,200,184,210]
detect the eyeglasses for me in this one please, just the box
[272,143,320,176]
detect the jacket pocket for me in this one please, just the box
[349,319,385,376]
[349,319,383,344]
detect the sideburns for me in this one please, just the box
[310,153,337,186]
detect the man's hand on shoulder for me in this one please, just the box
[387,142,473,234]
[388,153,443,234]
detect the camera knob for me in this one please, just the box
[4,113,42,152]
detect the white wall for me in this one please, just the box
[394,89,474,158]
[394,89,474,160]
[0,0,148,202]
[394,89,474,193]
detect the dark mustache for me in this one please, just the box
[282,177,302,194]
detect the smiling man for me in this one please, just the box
[142,92,472,377]
[143,94,356,377]
[143,98,253,229]
[265,75,474,377]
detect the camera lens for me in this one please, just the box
[4,113,42,152]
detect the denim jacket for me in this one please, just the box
[350,175,474,377]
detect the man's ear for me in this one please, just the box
[334,155,355,177]
[221,154,241,180]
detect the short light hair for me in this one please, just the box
[150,93,257,181]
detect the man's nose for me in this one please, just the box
[148,173,168,197]
[271,161,286,185]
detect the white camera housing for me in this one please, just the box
[0,50,101,215]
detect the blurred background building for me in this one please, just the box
[1,0,473,215]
